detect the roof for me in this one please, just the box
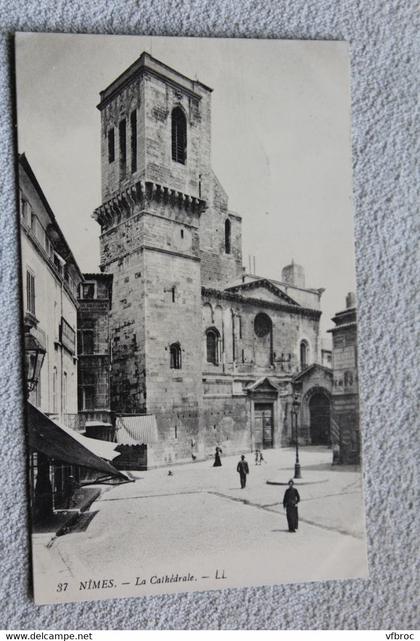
[225,278,300,306]
[115,415,159,445]
[238,272,325,297]
[202,286,322,320]
[327,321,357,333]
[97,52,213,111]
[292,363,333,382]
[19,154,84,283]
[83,273,113,282]
[27,402,126,478]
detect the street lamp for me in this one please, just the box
[24,332,46,394]
[291,395,302,479]
[24,330,51,522]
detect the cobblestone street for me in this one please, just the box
[32,446,368,603]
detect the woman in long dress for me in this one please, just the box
[282,479,300,532]
[213,446,222,467]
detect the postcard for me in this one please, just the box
[15,33,367,604]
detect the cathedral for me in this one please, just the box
[92,52,333,466]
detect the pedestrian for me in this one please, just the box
[332,442,340,465]
[282,479,300,532]
[237,455,249,488]
[191,438,197,461]
[213,446,223,467]
[255,449,264,465]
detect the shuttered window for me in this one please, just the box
[119,119,126,178]
[130,110,137,173]
[171,107,187,164]
[26,270,35,315]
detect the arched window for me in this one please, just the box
[225,219,231,254]
[171,107,187,164]
[170,342,182,369]
[206,328,220,365]
[300,340,308,369]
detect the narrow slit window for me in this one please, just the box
[225,219,231,254]
[130,110,137,173]
[171,107,187,164]
[119,119,126,178]
[300,341,308,369]
[108,128,115,163]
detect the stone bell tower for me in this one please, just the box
[94,52,214,462]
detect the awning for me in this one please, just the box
[27,402,126,478]
[115,415,158,445]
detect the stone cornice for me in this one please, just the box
[202,286,322,320]
[99,243,200,270]
[93,180,206,230]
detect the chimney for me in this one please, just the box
[346,291,356,308]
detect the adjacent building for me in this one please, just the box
[329,292,360,464]
[77,273,114,440]
[19,153,84,515]
[20,155,125,520]
[20,153,83,425]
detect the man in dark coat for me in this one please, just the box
[237,455,249,488]
[283,479,300,532]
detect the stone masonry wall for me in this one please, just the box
[143,241,203,464]
[100,78,144,201]
[143,75,211,198]
[201,291,321,378]
[202,395,251,459]
[105,250,147,414]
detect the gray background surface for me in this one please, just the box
[0,0,417,630]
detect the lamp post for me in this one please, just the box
[292,395,302,479]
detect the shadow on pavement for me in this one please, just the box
[57,511,99,536]
[276,463,359,473]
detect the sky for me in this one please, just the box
[15,33,356,340]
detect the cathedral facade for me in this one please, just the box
[93,52,333,466]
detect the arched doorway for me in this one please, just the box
[309,393,331,445]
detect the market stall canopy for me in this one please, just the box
[27,402,127,478]
[115,414,158,445]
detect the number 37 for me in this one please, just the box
[56,582,68,592]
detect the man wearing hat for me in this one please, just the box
[236,455,249,488]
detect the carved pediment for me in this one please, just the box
[225,279,300,306]
[293,363,333,383]
[246,377,280,394]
